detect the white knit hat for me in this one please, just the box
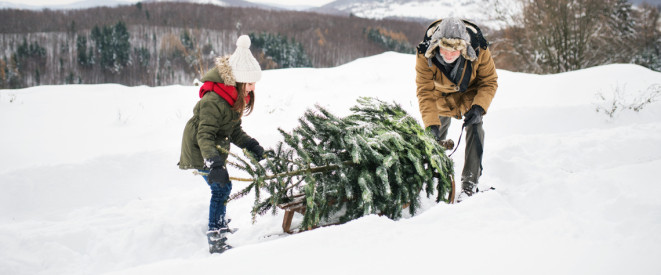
[229,35,262,83]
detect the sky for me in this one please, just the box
[1,52,661,275]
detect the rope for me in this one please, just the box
[448,124,465,158]
[192,170,254,182]
[448,123,484,172]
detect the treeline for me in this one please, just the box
[491,0,661,74]
[0,2,424,88]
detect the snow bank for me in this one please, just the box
[1,53,660,275]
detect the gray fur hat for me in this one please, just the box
[424,17,477,61]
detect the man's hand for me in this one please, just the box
[463,105,484,126]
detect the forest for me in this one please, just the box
[0,2,423,88]
[493,0,661,74]
[0,0,659,89]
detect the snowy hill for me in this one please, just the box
[1,52,661,275]
[313,0,521,29]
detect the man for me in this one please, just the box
[415,17,498,201]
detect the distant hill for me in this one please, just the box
[311,0,521,30]
[0,0,273,10]
[2,0,656,29]
[0,0,519,29]
[0,2,425,88]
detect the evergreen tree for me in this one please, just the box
[12,38,46,87]
[16,38,30,59]
[180,30,194,52]
[249,32,312,69]
[7,54,22,89]
[92,25,114,71]
[90,21,131,73]
[34,69,40,85]
[365,27,415,54]
[632,4,661,71]
[76,35,90,66]
[111,21,131,70]
[16,38,46,63]
[602,0,637,63]
[0,57,7,89]
[134,47,151,68]
[227,97,454,230]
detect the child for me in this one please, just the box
[178,35,265,254]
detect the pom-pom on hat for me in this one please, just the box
[229,35,262,83]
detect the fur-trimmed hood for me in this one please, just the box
[200,56,237,86]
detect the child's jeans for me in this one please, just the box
[199,170,232,231]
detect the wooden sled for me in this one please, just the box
[277,175,456,233]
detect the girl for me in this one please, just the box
[178,35,265,254]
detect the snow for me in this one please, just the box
[1,52,661,275]
[242,0,334,9]
[328,0,521,30]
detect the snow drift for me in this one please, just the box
[1,52,660,275]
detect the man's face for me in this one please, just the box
[439,48,461,63]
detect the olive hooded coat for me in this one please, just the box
[178,56,255,170]
[415,18,498,128]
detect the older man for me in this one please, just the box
[415,17,498,201]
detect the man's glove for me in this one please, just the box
[463,105,484,126]
[426,125,442,142]
[244,138,265,161]
[205,156,229,184]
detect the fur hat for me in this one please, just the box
[228,35,262,83]
[424,18,477,61]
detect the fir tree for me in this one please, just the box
[111,21,131,71]
[249,32,312,69]
[134,47,151,68]
[90,21,131,73]
[226,97,454,230]
[365,27,415,54]
[76,35,90,66]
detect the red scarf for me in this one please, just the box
[199,81,250,106]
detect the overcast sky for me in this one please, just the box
[2,0,335,8]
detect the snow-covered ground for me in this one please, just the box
[1,52,660,274]
[325,0,520,29]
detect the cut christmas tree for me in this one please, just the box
[226,97,455,232]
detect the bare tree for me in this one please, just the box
[493,0,651,74]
